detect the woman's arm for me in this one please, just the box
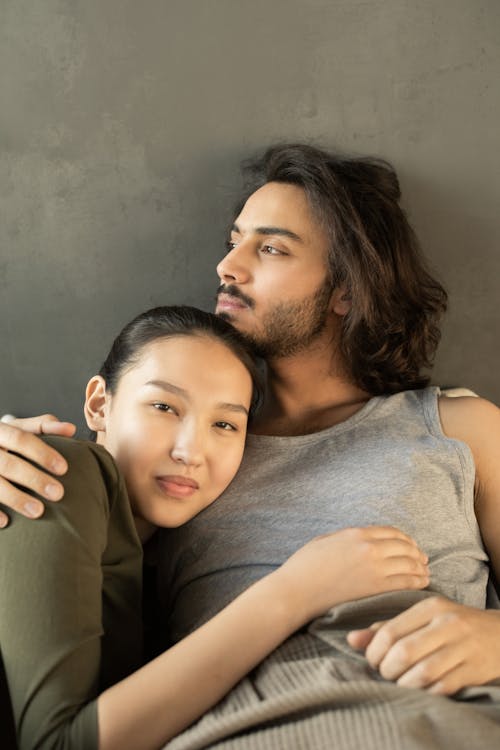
[0,436,143,749]
[1,432,429,750]
[98,524,429,750]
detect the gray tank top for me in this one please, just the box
[158,387,489,644]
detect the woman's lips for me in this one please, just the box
[156,475,199,499]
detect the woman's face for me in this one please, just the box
[89,335,253,528]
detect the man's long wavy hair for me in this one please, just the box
[239,144,448,395]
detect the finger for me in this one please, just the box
[40,420,76,437]
[365,596,450,666]
[372,539,429,563]
[8,414,76,438]
[0,449,65,503]
[362,526,420,545]
[428,661,471,696]
[396,642,466,690]
[365,601,440,668]
[0,509,10,528]
[347,622,385,650]
[369,598,455,675]
[383,554,430,576]
[0,423,68,475]
[366,529,428,559]
[0,475,46,519]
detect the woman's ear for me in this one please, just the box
[84,376,108,433]
[331,286,352,316]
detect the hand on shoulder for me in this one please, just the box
[0,415,75,527]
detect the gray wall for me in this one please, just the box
[1,0,499,433]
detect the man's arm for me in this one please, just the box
[348,396,500,695]
[0,415,75,526]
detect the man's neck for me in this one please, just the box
[252,346,371,437]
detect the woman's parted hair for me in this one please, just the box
[99,305,263,417]
[240,144,447,395]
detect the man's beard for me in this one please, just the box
[218,278,333,358]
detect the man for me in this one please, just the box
[1,144,500,748]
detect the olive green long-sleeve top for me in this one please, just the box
[0,436,143,749]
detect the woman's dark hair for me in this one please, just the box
[99,305,263,417]
[239,143,448,395]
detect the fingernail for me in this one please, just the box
[45,483,63,500]
[0,515,8,528]
[25,501,44,518]
[51,459,66,474]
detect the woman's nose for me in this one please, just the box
[170,424,204,467]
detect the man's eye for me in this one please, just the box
[215,421,237,431]
[153,403,176,414]
[261,245,284,256]
[225,240,237,253]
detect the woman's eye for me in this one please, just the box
[153,403,176,414]
[225,240,237,253]
[215,421,237,432]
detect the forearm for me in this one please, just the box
[99,525,432,748]
[98,569,303,750]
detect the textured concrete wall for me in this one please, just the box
[1,0,499,431]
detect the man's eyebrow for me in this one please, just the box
[232,223,302,243]
[144,380,188,398]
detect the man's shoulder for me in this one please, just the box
[438,394,500,468]
[438,394,499,433]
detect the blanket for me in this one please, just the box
[164,591,500,750]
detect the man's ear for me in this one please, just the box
[84,376,108,433]
[330,286,352,316]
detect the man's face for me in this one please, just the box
[215,182,333,358]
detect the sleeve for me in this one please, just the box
[0,437,142,750]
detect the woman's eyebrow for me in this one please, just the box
[144,382,248,415]
[216,402,249,416]
[144,380,188,398]
[232,223,302,242]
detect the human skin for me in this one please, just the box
[1,181,500,696]
[1,327,432,748]
[0,331,433,749]
[216,182,500,694]
[86,335,253,535]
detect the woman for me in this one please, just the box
[0,305,430,750]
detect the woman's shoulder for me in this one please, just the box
[40,436,121,495]
[41,434,112,462]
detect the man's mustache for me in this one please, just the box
[216,284,255,309]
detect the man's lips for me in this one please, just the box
[216,293,248,312]
[156,475,199,499]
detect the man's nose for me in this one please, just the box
[170,422,204,467]
[216,243,251,284]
